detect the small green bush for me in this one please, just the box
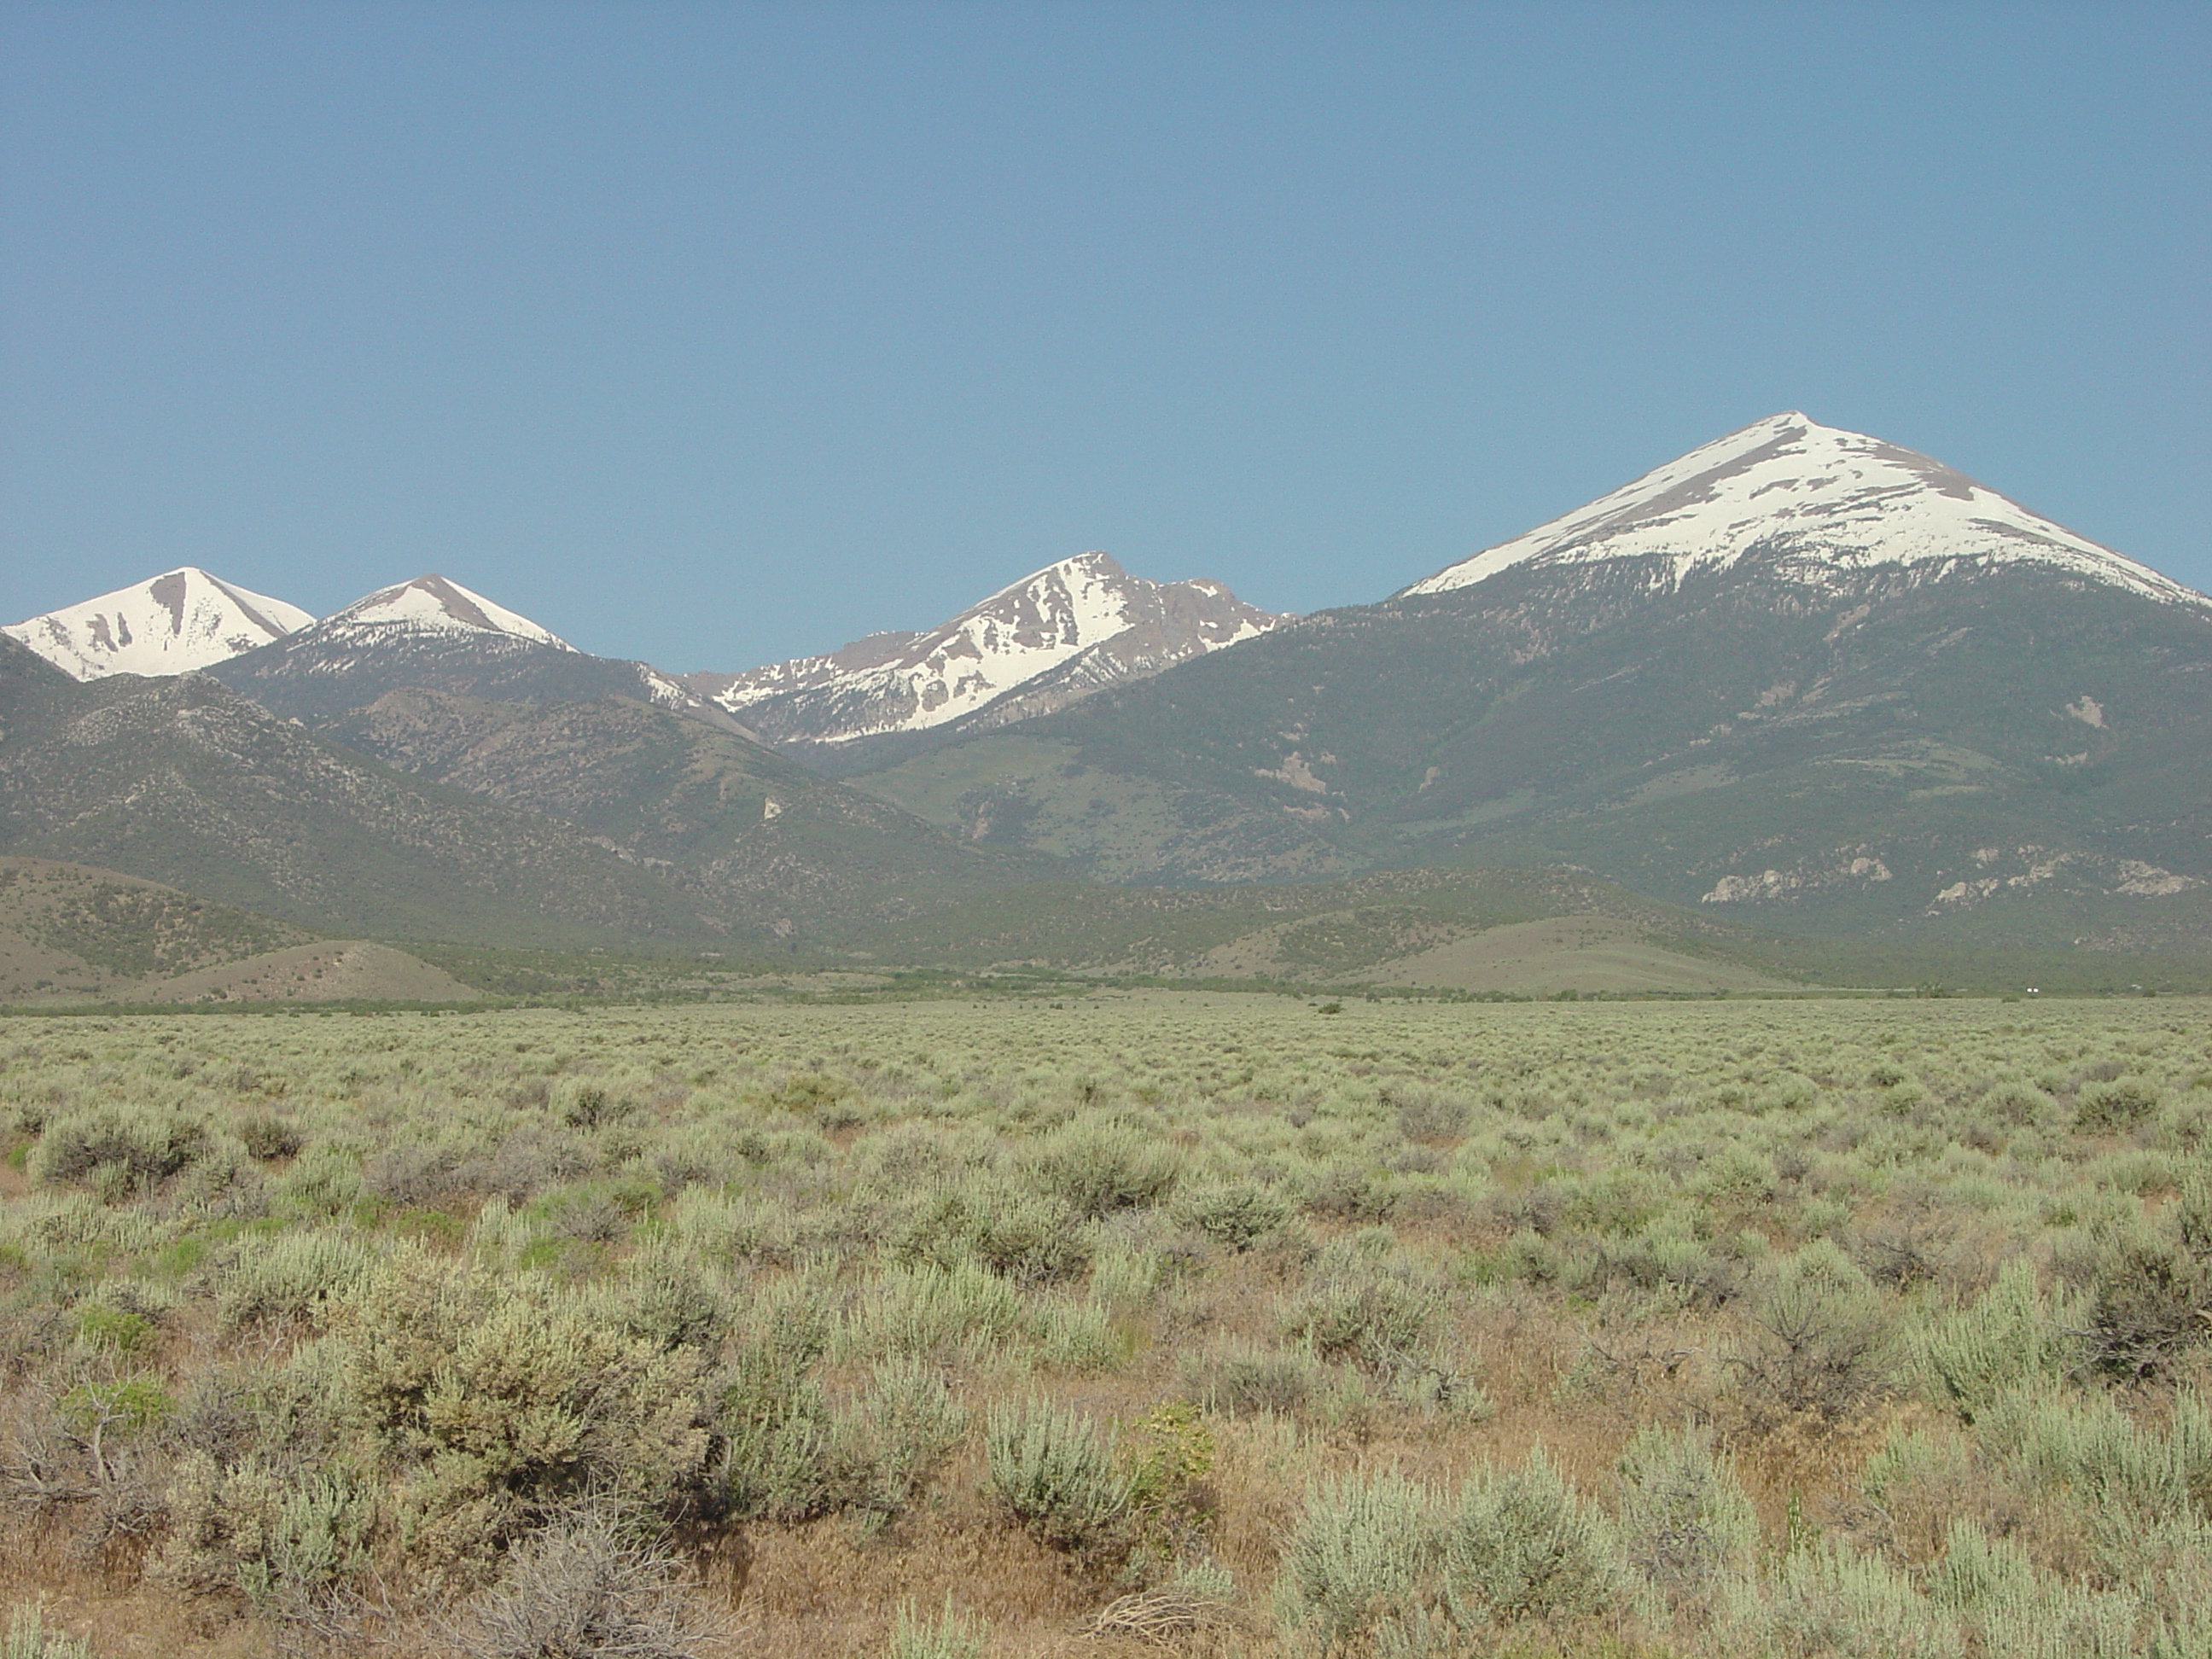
[2081,1229,2212,1379]
[718,1321,835,1522]
[1755,1541,1965,1659]
[1031,1116,1182,1220]
[338,1257,714,1586]
[985,1401,1132,1556]
[835,1357,969,1526]
[2075,1079,2160,1133]
[29,1106,207,1194]
[1171,1179,1291,1250]
[159,1457,370,1626]
[1733,1240,1893,1422]
[218,1227,377,1332]
[1441,1449,1615,1624]
[553,1079,637,1130]
[1189,1341,1324,1417]
[1302,1161,1400,1223]
[1614,1426,1757,1614]
[1393,1089,1470,1144]
[886,1596,986,1659]
[1281,1243,1442,1373]
[1912,1258,2065,1418]
[894,1175,1090,1285]
[600,1245,728,1353]
[1272,1471,1436,1654]
[236,1112,304,1161]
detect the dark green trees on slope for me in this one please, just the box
[0,637,1040,948]
[849,555,2212,952]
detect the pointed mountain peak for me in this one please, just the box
[1405,414,2200,606]
[693,550,1286,743]
[3,566,315,680]
[321,574,573,649]
[958,550,1125,610]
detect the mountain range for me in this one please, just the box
[843,413,2212,952]
[682,550,1284,748]
[6,410,2209,992]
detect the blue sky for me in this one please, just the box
[3,3,2206,671]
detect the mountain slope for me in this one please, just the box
[208,573,738,729]
[198,573,1054,936]
[0,856,311,999]
[0,636,714,944]
[844,415,2212,955]
[1405,411,2194,604]
[310,686,1053,937]
[0,857,475,1004]
[685,550,1284,746]
[4,568,315,680]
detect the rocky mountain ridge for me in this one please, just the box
[684,550,1285,745]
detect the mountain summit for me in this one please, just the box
[309,573,574,649]
[838,416,2212,953]
[689,550,1284,747]
[1404,412,2199,606]
[207,573,730,729]
[3,567,315,680]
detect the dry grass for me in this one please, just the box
[0,993,2206,1654]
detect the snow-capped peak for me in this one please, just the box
[3,567,315,680]
[690,550,1284,744]
[318,574,573,649]
[1403,412,2201,606]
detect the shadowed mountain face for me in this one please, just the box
[0,636,713,944]
[684,550,1284,748]
[843,420,2212,954]
[195,573,1068,938]
[309,687,1053,938]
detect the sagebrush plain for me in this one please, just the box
[0,992,2209,1658]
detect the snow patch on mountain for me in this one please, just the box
[315,575,573,649]
[1406,413,2203,606]
[692,551,1283,744]
[3,568,314,680]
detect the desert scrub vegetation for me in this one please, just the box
[0,993,2209,1654]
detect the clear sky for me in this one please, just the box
[4,3,2207,672]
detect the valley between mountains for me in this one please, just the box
[7,412,2209,1002]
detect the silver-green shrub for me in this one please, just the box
[1030,1114,1182,1220]
[29,1106,207,1196]
[1439,1447,1615,1626]
[1613,1424,1757,1618]
[985,1401,1131,1557]
[1733,1238,1894,1422]
[1171,1179,1291,1251]
[1272,1471,1437,1655]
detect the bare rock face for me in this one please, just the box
[684,551,1286,746]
